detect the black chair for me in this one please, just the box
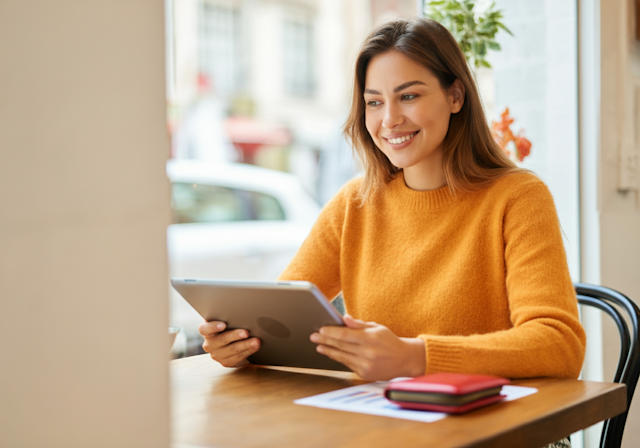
[575,282,640,448]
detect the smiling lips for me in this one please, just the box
[384,131,418,145]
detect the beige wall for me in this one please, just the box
[0,2,171,447]
[591,0,640,446]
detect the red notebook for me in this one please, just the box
[384,373,510,414]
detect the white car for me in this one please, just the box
[167,160,321,354]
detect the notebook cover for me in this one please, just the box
[385,386,503,405]
[387,393,506,414]
[384,373,510,396]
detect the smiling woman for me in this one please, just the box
[198,18,586,397]
[363,51,464,191]
[345,17,522,201]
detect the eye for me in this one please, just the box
[401,94,418,101]
[366,100,382,107]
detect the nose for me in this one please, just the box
[381,102,404,129]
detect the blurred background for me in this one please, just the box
[165,0,581,364]
[165,5,618,446]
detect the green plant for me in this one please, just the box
[425,0,512,68]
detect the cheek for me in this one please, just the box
[416,108,450,136]
[364,114,379,140]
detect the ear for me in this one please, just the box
[450,79,465,114]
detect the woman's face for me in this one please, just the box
[363,51,463,189]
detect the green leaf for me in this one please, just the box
[480,20,496,31]
[426,0,511,63]
[498,22,514,36]
[478,41,487,56]
[465,14,476,30]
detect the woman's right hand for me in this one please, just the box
[198,321,261,367]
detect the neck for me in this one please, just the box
[402,154,447,191]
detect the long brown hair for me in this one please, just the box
[344,18,523,201]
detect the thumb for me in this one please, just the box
[343,313,374,329]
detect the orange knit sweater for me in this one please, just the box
[279,171,586,379]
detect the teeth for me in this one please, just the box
[388,132,415,144]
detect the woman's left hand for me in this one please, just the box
[310,314,426,381]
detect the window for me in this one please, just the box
[198,2,243,93]
[247,190,286,220]
[490,0,580,279]
[283,13,314,97]
[172,182,285,224]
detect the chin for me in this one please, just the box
[384,156,413,170]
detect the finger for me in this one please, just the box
[319,325,370,344]
[343,314,373,329]
[198,321,226,337]
[202,329,250,353]
[311,332,361,355]
[219,338,261,367]
[211,337,259,366]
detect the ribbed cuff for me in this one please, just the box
[421,337,464,374]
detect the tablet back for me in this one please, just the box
[171,279,350,371]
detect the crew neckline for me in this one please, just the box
[388,171,458,210]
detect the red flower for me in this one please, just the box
[490,108,531,162]
[514,135,531,162]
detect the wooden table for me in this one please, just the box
[171,355,627,448]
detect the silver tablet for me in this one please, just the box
[171,278,350,371]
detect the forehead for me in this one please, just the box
[364,50,437,89]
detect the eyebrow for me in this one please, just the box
[364,80,427,95]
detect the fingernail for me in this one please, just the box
[310,333,319,342]
[317,345,324,354]
[250,339,259,348]
[319,328,325,335]
[216,323,225,330]
[239,330,248,338]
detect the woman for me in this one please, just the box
[199,18,585,385]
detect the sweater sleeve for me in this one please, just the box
[277,180,354,300]
[419,179,586,379]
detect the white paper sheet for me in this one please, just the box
[294,381,538,423]
[501,385,539,401]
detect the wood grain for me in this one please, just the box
[171,355,626,448]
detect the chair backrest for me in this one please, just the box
[575,282,640,448]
